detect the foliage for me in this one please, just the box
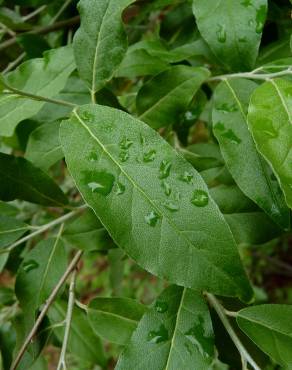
[0,0,291,369]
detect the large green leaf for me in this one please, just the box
[0,46,75,137]
[60,104,252,301]
[136,65,210,129]
[48,300,106,367]
[237,304,292,368]
[116,286,214,369]
[73,0,134,94]
[192,0,267,71]
[15,237,67,318]
[0,153,68,207]
[0,215,28,249]
[25,121,63,171]
[248,78,292,209]
[212,78,290,229]
[88,297,146,345]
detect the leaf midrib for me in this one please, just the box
[73,110,238,290]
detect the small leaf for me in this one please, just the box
[193,0,267,71]
[212,78,290,228]
[0,215,28,249]
[74,0,135,94]
[116,286,215,369]
[60,104,253,301]
[48,300,107,367]
[237,304,292,368]
[0,153,68,206]
[88,297,146,345]
[0,45,75,137]
[25,121,63,171]
[248,78,292,209]
[137,65,210,129]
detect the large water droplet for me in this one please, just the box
[143,149,156,163]
[119,150,129,162]
[216,103,238,112]
[23,260,39,273]
[83,170,115,196]
[120,137,133,150]
[155,301,168,313]
[256,5,266,34]
[161,180,171,196]
[80,111,94,121]
[191,190,209,207]
[145,211,160,226]
[115,182,125,195]
[159,160,171,179]
[180,171,193,184]
[163,200,179,212]
[87,152,98,162]
[147,324,169,343]
[216,24,226,43]
[221,129,241,144]
[184,316,213,358]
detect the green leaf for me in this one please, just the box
[25,121,63,171]
[237,304,292,368]
[63,209,113,251]
[248,78,292,209]
[60,104,253,301]
[0,153,68,207]
[212,78,290,228]
[136,65,210,129]
[0,215,28,249]
[88,297,146,345]
[74,0,134,94]
[0,45,75,137]
[192,0,267,71]
[48,300,106,367]
[15,237,67,318]
[116,286,215,369]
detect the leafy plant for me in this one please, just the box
[0,0,291,369]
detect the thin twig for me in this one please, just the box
[10,250,83,370]
[56,268,77,370]
[208,67,292,82]
[2,52,26,74]
[206,293,261,370]
[50,0,72,25]
[0,16,80,52]
[22,5,47,22]
[1,205,86,255]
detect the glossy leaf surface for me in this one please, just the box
[60,104,252,301]
[212,78,289,228]
[116,286,214,370]
[248,78,292,209]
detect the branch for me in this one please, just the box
[10,250,83,370]
[56,267,77,370]
[0,16,80,52]
[205,293,261,370]
[208,67,292,82]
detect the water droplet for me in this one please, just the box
[115,182,125,195]
[221,129,241,144]
[238,36,247,43]
[184,342,193,356]
[216,24,226,43]
[120,137,133,150]
[216,103,238,112]
[214,121,225,131]
[155,301,168,313]
[119,150,129,162]
[145,211,160,226]
[102,123,114,133]
[143,149,156,163]
[80,111,94,121]
[184,316,213,357]
[248,19,254,27]
[163,200,179,212]
[159,160,171,179]
[140,134,146,145]
[174,191,181,201]
[180,171,193,183]
[83,170,115,196]
[23,260,39,273]
[241,0,251,6]
[147,324,169,343]
[191,190,209,207]
[256,5,266,34]
[161,180,171,196]
[87,152,98,162]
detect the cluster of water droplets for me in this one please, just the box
[215,103,242,144]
